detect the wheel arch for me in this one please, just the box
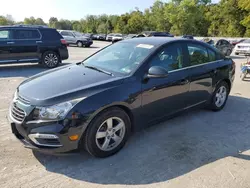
[86,104,135,133]
[214,78,232,93]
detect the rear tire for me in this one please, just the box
[42,51,60,68]
[82,107,131,158]
[208,81,229,111]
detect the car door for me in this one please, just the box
[0,29,13,63]
[141,42,190,123]
[11,29,40,62]
[185,42,213,106]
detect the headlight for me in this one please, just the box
[34,98,84,120]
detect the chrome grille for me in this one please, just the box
[11,103,25,123]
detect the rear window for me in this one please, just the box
[40,29,62,40]
[13,29,41,39]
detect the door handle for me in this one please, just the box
[7,42,15,44]
[36,41,42,43]
[180,79,189,85]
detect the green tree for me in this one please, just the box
[127,10,145,33]
[49,17,59,28]
[0,16,8,25]
[166,0,210,36]
[238,0,250,36]
[97,23,107,33]
[115,13,130,33]
[35,18,46,25]
[24,17,36,25]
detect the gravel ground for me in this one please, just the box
[0,41,250,188]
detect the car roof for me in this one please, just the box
[120,37,188,46]
[0,25,50,29]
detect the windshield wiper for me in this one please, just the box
[83,65,113,76]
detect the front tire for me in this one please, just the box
[42,51,60,68]
[82,107,131,158]
[209,81,229,111]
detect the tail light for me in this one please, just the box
[60,39,68,45]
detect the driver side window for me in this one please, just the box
[149,44,183,72]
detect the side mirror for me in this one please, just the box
[146,66,168,78]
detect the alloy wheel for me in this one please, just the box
[215,86,227,107]
[44,53,59,68]
[95,117,126,151]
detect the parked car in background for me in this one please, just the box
[202,38,215,46]
[136,34,146,38]
[182,35,194,39]
[59,30,93,47]
[124,34,137,39]
[96,34,106,40]
[92,34,99,40]
[202,38,232,56]
[112,33,123,43]
[9,37,235,158]
[84,33,93,38]
[0,25,68,68]
[231,39,245,47]
[235,39,250,55]
[106,33,115,41]
[215,39,233,56]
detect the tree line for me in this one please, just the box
[0,0,249,37]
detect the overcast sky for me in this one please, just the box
[1,0,220,22]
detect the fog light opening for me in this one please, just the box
[69,135,79,141]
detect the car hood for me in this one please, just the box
[18,64,124,106]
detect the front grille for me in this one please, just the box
[11,103,25,123]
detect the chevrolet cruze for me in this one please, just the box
[9,38,235,158]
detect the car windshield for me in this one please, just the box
[73,32,83,37]
[114,34,122,37]
[243,39,250,43]
[83,42,155,75]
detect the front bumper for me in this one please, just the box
[9,114,83,153]
[82,40,93,46]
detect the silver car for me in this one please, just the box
[58,30,93,47]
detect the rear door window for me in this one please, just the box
[187,43,209,66]
[13,29,41,39]
[40,29,62,40]
[61,31,68,36]
[0,30,10,40]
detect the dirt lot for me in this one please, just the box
[0,41,250,188]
